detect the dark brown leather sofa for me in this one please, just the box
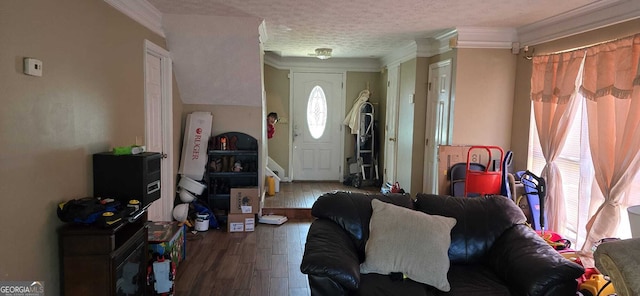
[300,192,584,296]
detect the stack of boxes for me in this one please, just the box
[227,187,259,232]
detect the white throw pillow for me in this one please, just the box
[360,199,456,292]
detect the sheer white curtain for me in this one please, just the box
[579,34,640,255]
[530,51,586,233]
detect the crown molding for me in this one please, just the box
[453,27,518,49]
[104,0,164,37]
[428,29,457,56]
[518,0,640,46]
[415,38,434,57]
[258,20,269,44]
[264,53,381,72]
[381,41,418,68]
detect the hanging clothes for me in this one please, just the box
[343,89,370,134]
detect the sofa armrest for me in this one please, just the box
[486,225,584,296]
[594,238,640,296]
[300,219,361,293]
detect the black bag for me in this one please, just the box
[57,197,119,224]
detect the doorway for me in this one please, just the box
[291,72,344,181]
[144,40,174,221]
[423,59,453,194]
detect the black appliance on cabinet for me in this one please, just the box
[93,151,162,211]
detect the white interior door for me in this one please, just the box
[292,72,343,180]
[144,40,174,221]
[384,65,400,183]
[423,60,453,194]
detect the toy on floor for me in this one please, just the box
[147,253,176,296]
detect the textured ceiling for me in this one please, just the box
[148,0,599,58]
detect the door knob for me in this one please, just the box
[389,138,396,141]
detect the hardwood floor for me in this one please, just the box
[263,181,380,209]
[174,182,379,296]
[174,218,312,296]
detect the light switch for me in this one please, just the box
[24,58,43,77]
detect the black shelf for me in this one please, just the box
[210,172,258,178]
[209,150,258,156]
[206,132,258,214]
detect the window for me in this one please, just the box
[306,86,327,139]
[529,95,640,247]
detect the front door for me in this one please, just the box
[291,72,344,180]
[423,60,453,194]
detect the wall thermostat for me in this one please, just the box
[24,58,43,77]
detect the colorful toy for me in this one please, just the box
[147,253,176,296]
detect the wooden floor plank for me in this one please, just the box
[287,263,308,289]
[269,277,288,296]
[270,254,288,278]
[249,270,270,296]
[232,263,255,290]
[288,287,310,296]
[254,247,272,271]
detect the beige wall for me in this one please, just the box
[510,18,640,171]
[0,0,179,294]
[264,65,290,176]
[452,48,516,150]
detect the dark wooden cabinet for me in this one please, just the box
[59,216,147,296]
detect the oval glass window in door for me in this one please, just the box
[306,85,328,139]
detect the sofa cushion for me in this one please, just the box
[360,199,456,292]
[311,191,414,260]
[414,194,526,264]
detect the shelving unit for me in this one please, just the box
[206,132,259,216]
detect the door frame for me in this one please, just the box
[423,59,453,194]
[288,69,346,181]
[144,40,174,221]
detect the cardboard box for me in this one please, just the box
[437,145,493,195]
[178,112,212,181]
[230,187,260,214]
[228,213,256,232]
